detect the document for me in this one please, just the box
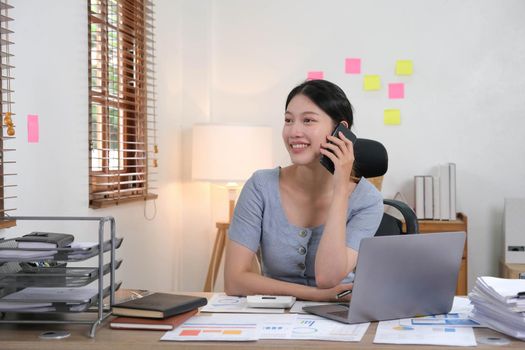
[2,285,98,302]
[399,296,480,328]
[0,301,53,312]
[469,276,525,340]
[399,313,480,327]
[374,319,477,346]
[161,313,267,341]
[283,314,369,342]
[200,293,284,314]
[161,313,369,342]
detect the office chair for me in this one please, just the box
[354,138,419,235]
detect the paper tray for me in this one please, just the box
[0,237,123,263]
[0,260,122,288]
[0,281,122,313]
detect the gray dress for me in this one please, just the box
[228,167,383,286]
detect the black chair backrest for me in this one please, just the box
[353,138,388,178]
[353,138,419,236]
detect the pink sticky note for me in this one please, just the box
[388,83,405,99]
[345,58,361,74]
[27,114,39,143]
[307,71,324,80]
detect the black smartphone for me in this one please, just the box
[319,123,357,174]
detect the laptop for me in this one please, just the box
[303,231,466,324]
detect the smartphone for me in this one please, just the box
[320,122,357,174]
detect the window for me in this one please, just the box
[88,0,158,208]
[0,0,16,228]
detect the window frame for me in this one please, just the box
[88,0,157,209]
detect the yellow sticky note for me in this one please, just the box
[396,60,413,75]
[363,75,381,91]
[384,109,401,125]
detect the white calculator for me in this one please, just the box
[246,295,296,308]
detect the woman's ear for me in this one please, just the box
[340,121,349,128]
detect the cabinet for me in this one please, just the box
[500,261,525,279]
[0,216,122,337]
[408,213,468,295]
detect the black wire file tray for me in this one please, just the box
[0,216,122,338]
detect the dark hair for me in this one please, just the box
[285,80,354,128]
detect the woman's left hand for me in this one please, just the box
[320,131,356,192]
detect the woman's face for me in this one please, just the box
[282,94,335,166]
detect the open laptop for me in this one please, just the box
[303,231,466,324]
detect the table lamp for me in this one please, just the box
[191,124,273,291]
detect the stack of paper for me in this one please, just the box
[469,276,525,340]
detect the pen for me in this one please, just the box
[336,290,352,299]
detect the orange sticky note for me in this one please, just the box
[384,109,401,125]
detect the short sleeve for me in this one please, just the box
[346,187,383,251]
[228,173,264,253]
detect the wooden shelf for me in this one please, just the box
[0,219,16,229]
[500,261,525,279]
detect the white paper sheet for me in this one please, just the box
[161,313,271,341]
[374,319,477,346]
[161,312,369,342]
[2,285,97,302]
[399,313,480,327]
[283,314,369,342]
[200,293,284,313]
[451,296,474,313]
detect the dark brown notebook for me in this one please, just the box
[110,309,198,330]
[112,293,207,319]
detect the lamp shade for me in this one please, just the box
[191,124,273,183]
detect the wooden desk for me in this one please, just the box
[1,291,521,349]
[500,261,525,279]
[0,319,521,349]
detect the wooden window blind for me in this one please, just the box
[88,0,158,209]
[0,0,16,228]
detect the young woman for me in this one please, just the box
[224,80,383,301]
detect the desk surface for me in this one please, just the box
[0,320,521,350]
[0,291,522,350]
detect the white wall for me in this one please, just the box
[165,0,525,291]
[6,0,184,292]
[5,0,525,293]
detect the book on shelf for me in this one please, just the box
[110,308,198,331]
[438,164,450,220]
[413,163,458,221]
[112,293,207,319]
[414,176,424,219]
[449,162,457,220]
[423,176,433,219]
[432,175,440,220]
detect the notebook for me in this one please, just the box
[110,309,198,330]
[303,231,466,324]
[112,293,207,319]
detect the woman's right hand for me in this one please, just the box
[311,283,353,302]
